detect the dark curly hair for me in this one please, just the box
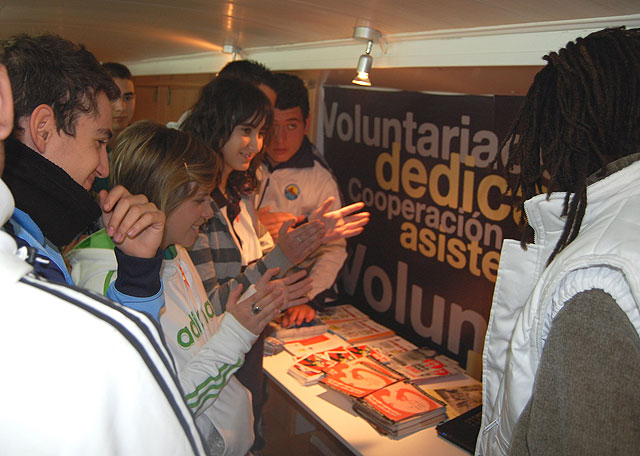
[181,76,272,195]
[274,72,309,119]
[0,33,119,137]
[502,27,640,264]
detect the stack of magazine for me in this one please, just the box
[282,332,347,358]
[267,316,329,341]
[385,348,466,385]
[285,336,464,389]
[317,304,396,343]
[327,318,395,344]
[287,345,368,385]
[273,303,475,439]
[353,381,447,438]
[316,304,369,324]
[268,304,383,344]
[320,357,405,398]
[364,336,417,363]
[427,383,482,419]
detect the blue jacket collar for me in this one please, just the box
[11,207,45,245]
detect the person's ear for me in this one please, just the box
[0,64,13,141]
[28,104,56,154]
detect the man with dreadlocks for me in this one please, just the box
[478,27,640,456]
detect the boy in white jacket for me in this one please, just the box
[0,58,206,455]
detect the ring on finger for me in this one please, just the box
[251,304,261,315]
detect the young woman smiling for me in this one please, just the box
[180,75,369,451]
[67,121,312,456]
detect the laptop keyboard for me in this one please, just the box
[462,409,481,427]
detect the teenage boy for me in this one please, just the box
[0,50,206,456]
[1,34,165,319]
[257,73,346,327]
[91,62,137,192]
[103,62,136,148]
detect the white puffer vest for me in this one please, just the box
[477,160,640,456]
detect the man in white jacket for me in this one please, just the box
[257,72,347,327]
[0,58,206,455]
[478,27,640,456]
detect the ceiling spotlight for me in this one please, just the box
[351,26,383,87]
[222,41,241,61]
[352,40,373,86]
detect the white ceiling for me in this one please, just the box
[1,1,639,74]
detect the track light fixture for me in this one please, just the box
[351,26,383,87]
[352,40,373,86]
[222,41,242,61]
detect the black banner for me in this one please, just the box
[322,86,523,364]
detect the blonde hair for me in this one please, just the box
[111,120,220,215]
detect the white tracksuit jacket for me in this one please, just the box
[67,234,256,456]
[257,137,347,303]
[0,179,206,455]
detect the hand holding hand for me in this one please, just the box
[310,197,370,244]
[99,185,165,258]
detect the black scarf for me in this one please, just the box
[3,137,101,248]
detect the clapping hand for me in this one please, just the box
[261,269,314,312]
[257,206,304,242]
[277,218,325,265]
[310,197,370,244]
[227,268,284,335]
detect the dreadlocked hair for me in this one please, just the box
[502,26,640,264]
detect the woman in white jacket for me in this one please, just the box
[68,121,313,456]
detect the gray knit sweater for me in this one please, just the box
[509,289,640,455]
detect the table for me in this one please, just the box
[263,348,474,456]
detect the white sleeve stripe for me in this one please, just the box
[20,276,207,456]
